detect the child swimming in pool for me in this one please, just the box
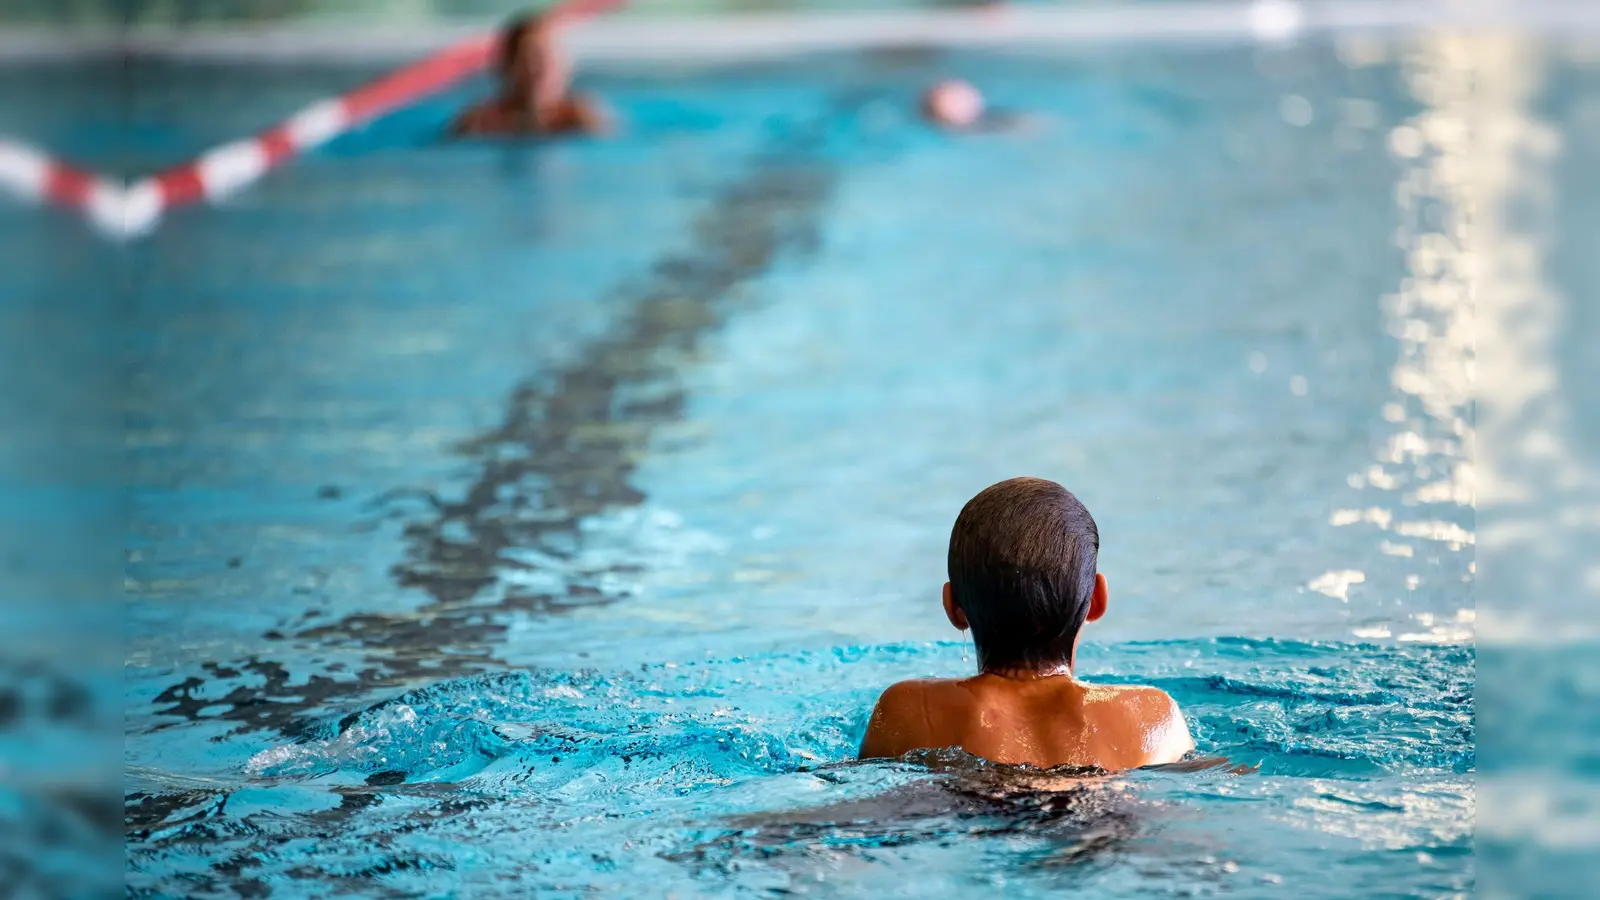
[860,477,1194,770]
[452,1,624,137]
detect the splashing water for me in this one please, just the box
[129,639,1471,897]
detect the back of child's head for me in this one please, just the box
[947,477,1100,671]
[497,12,543,74]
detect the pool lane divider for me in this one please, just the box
[2,0,1318,240]
[0,34,495,240]
[0,138,129,233]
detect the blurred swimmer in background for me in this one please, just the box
[921,78,1036,133]
[453,1,626,137]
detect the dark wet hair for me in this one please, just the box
[497,12,539,73]
[947,478,1100,672]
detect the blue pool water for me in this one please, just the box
[136,638,1470,896]
[14,29,1599,897]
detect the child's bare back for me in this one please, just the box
[859,477,1194,771]
[861,672,1191,770]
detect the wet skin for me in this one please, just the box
[860,575,1195,770]
[453,14,609,137]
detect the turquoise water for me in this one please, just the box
[23,32,1599,897]
[132,639,1471,896]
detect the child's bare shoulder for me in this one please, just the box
[1088,682,1193,763]
[1089,682,1184,719]
[1098,681,1179,705]
[874,676,969,710]
[859,678,970,759]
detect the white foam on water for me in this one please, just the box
[247,704,422,777]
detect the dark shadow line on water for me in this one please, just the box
[133,94,910,887]
[145,101,854,752]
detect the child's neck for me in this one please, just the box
[981,661,1074,680]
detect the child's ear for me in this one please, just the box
[1085,573,1109,623]
[942,582,968,630]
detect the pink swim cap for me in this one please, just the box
[922,79,985,129]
